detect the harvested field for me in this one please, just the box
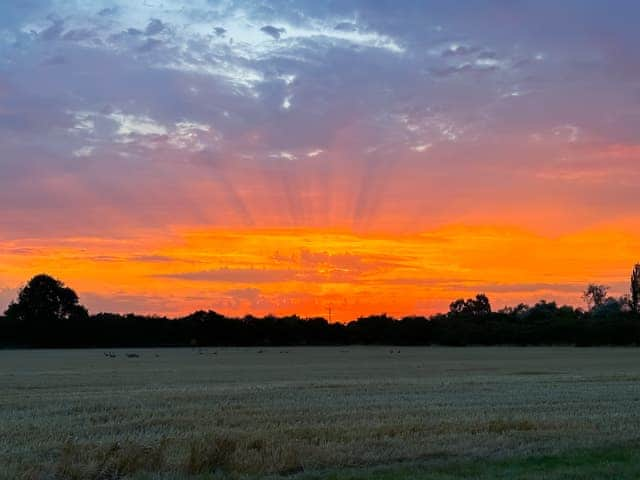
[1,347,639,479]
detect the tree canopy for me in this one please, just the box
[4,274,88,324]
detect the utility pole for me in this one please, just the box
[632,264,640,313]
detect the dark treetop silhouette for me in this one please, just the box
[1,273,639,348]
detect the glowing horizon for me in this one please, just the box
[2,224,639,321]
[1,1,640,320]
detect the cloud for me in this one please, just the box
[108,111,167,137]
[145,18,167,36]
[224,287,262,305]
[159,268,295,283]
[98,7,118,17]
[167,121,212,152]
[477,50,497,59]
[62,28,94,42]
[69,111,96,134]
[410,143,432,152]
[81,291,175,315]
[307,149,323,157]
[430,62,498,77]
[260,25,286,40]
[269,151,296,161]
[68,109,216,153]
[470,282,586,294]
[73,145,94,157]
[130,255,174,263]
[40,18,64,41]
[138,38,163,52]
[441,44,479,57]
[552,124,580,143]
[334,22,357,32]
[271,248,408,276]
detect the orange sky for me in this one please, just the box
[2,224,639,320]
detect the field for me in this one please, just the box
[1,347,640,479]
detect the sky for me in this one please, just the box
[1,0,640,320]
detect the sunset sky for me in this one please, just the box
[1,1,640,320]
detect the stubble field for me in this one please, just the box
[1,347,640,479]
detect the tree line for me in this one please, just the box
[1,268,640,348]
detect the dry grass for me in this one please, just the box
[2,347,640,479]
[53,438,168,479]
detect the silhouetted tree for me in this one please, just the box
[592,297,624,316]
[449,294,491,316]
[470,294,491,315]
[1,274,639,348]
[4,274,88,325]
[498,303,529,316]
[631,264,640,313]
[582,284,608,311]
[616,294,633,312]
